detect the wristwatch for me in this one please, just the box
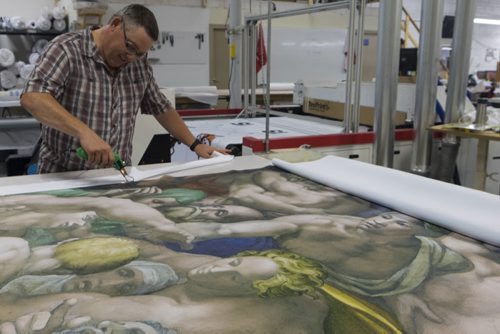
[189,138,202,151]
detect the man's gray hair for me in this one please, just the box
[112,4,159,41]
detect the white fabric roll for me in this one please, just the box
[174,86,218,106]
[10,16,26,30]
[36,17,51,31]
[33,39,49,54]
[273,155,500,247]
[269,82,295,91]
[28,53,40,65]
[53,19,66,32]
[28,20,37,30]
[14,61,26,74]
[1,17,11,30]
[52,6,66,20]
[20,64,34,80]
[0,48,15,68]
[0,70,17,89]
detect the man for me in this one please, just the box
[20,4,218,173]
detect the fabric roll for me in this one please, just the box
[33,39,49,54]
[10,16,26,30]
[273,155,500,247]
[28,53,40,65]
[53,19,66,32]
[0,48,15,68]
[1,17,11,30]
[52,6,66,20]
[28,20,37,30]
[14,61,26,74]
[0,70,17,89]
[20,64,35,80]
[36,17,51,31]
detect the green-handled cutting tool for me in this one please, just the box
[75,147,133,182]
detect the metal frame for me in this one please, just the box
[242,0,365,152]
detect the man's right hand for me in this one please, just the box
[79,132,115,168]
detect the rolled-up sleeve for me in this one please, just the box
[23,39,70,99]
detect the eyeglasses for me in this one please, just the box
[122,18,147,58]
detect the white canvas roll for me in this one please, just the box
[175,86,218,106]
[273,155,500,247]
[14,61,26,74]
[33,39,49,54]
[53,19,66,32]
[52,6,66,20]
[28,20,37,29]
[28,53,40,65]
[36,17,51,31]
[20,64,35,80]
[0,48,15,68]
[10,16,26,30]
[0,70,17,89]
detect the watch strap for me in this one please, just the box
[189,138,202,151]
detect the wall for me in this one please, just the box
[7,1,500,82]
[3,1,380,87]
[106,3,210,87]
[402,0,500,73]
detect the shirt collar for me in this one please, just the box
[81,26,101,58]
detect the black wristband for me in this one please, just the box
[189,138,201,151]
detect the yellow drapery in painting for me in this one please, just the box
[321,284,403,334]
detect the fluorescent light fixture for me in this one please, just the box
[474,18,500,25]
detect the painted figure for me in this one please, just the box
[0,250,401,334]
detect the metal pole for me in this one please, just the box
[242,24,249,111]
[433,0,476,182]
[352,0,366,133]
[410,0,444,176]
[444,0,476,125]
[264,0,272,153]
[229,0,242,109]
[250,22,257,117]
[373,0,402,167]
[343,0,357,133]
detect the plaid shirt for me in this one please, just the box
[24,27,172,173]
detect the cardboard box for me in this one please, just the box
[304,98,407,126]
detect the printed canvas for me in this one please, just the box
[0,166,499,333]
